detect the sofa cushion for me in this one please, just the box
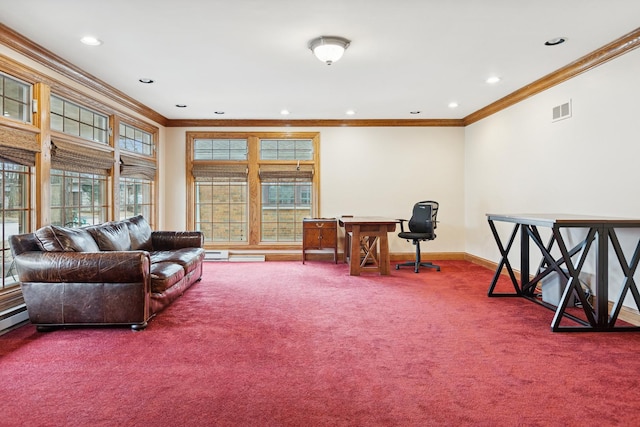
[126,215,153,251]
[88,222,132,251]
[150,248,205,275]
[150,262,185,293]
[35,225,100,252]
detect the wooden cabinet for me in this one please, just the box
[302,218,337,264]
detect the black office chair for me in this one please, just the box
[396,200,441,273]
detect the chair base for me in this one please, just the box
[396,261,441,273]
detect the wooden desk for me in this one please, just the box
[487,213,640,332]
[338,217,398,276]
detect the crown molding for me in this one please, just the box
[464,26,640,126]
[165,118,465,128]
[0,23,168,127]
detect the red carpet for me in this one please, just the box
[3,260,640,426]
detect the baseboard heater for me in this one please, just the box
[229,255,265,262]
[204,251,265,262]
[204,250,229,261]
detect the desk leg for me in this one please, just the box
[596,226,609,329]
[609,228,640,329]
[379,230,390,275]
[551,227,598,331]
[488,220,521,296]
[350,225,361,276]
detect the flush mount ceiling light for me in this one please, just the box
[308,36,351,65]
[138,78,154,84]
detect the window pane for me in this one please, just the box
[1,161,31,290]
[1,73,31,123]
[119,123,155,156]
[194,139,247,160]
[50,95,108,144]
[50,96,64,115]
[196,178,247,242]
[50,169,107,227]
[260,178,311,242]
[120,178,153,221]
[260,139,314,160]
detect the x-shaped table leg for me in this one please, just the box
[488,220,521,296]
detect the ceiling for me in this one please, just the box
[1,0,639,121]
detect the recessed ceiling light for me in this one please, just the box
[138,78,154,84]
[175,104,187,108]
[448,102,459,109]
[280,109,290,115]
[410,111,421,115]
[214,111,225,115]
[486,76,501,84]
[346,109,356,116]
[545,37,567,46]
[80,36,102,46]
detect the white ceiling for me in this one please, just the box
[1,0,639,121]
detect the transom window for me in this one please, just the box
[119,122,154,156]
[0,73,31,123]
[260,139,313,160]
[50,95,108,143]
[187,132,319,247]
[194,139,248,160]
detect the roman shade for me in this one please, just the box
[120,154,157,180]
[258,164,314,179]
[191,163,248,178]
[51,139,114,175]
[0,126,40,166]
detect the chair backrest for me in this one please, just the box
[408,200,438,234]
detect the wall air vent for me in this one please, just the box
[552,100,572,122]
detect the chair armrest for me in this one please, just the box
[151,231,204,250]
[14,251,150,283]
[397,219,407,233]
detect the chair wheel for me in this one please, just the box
[395,265,400,270]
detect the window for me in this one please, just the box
[196,176,248,242]
[50,95,108,144]
[50,170,108,227]
[259,139,314,242]
[191,139,249,243]
[119,177,153,221]
[1,73,31,123]
[0,161,30,310]
[118,123,157,224]
[119,122,154,156]
[187,132,319,248]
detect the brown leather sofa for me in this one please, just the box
[9,215,205,331]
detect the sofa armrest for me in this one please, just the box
[14,251,150,283]
[151,231,204,250]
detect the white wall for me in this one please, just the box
[162,126,466,253]
[464,47,640,306]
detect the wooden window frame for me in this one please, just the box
[186,131,320,250]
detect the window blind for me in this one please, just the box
[191,163,248,178]
[50,139,114,175]
[258,164,314,179]
[0,126,40,166]
[120,154,157,180]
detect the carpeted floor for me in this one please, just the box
[2,260,640,426]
